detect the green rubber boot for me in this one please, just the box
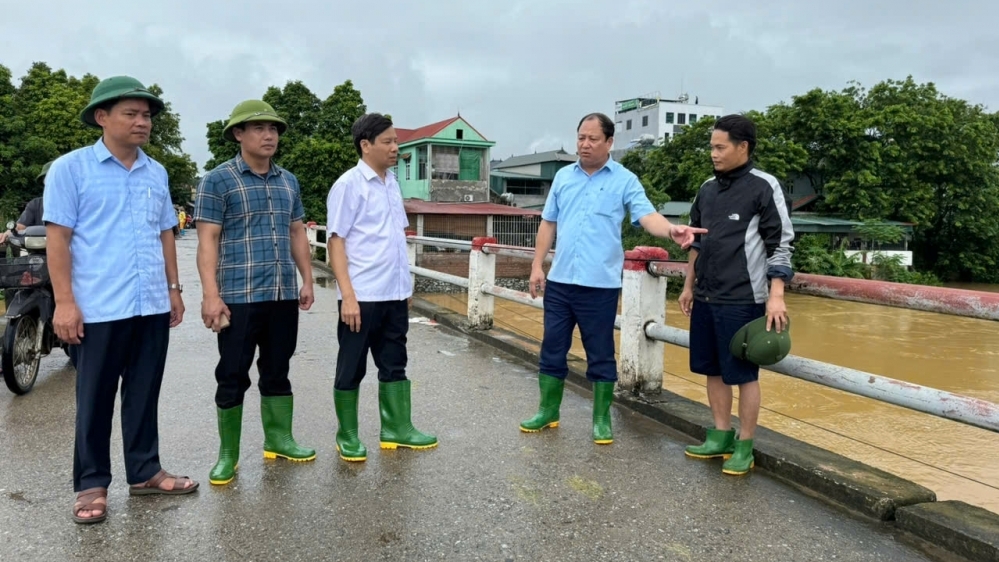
[592,382,615,444]
[684,428,736,459]
[722,438,755,476]
[334,389,367,462]
[260,395,316,461]
[209,405,242,485]
[519,373,564,433]
[379,380,438,450]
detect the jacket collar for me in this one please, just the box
[714,159,754,189]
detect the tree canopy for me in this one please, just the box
[203,79,367,223]
[0,62,199,218]
[622,76,999,283]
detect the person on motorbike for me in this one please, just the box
[0,161,52,247]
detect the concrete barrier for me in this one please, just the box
[896,502,999,562]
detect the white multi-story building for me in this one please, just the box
[612,92,725,149]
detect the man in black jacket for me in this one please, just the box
[679,114,794,476]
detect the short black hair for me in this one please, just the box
[577,112,615,140]
[352,113,394,157]
[713,114,757,155]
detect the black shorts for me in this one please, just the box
[689,300,766,386]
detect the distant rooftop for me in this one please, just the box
[492,149,578,170]
[615,93,721,113]
[657,202,914,232]
[403,199,541,217]
[395,116,490,145]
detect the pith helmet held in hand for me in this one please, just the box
[81,76,164,128]
[222,100,288,142]
[729,316,792,366]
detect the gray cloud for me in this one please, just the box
[2,0,996,169]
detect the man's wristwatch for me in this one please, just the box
[168,283,183,293]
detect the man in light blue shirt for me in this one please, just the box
[519,112,706,445]
[326,113,437,463]
[44,76,198,525]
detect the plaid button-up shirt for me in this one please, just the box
[193,154,306,304]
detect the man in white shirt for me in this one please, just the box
[325,113,437,463]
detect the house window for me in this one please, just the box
[505,179,544,196]
[418,147,428,180]
[459,149,481,181]
[665,112,674,124]
[432,146,460,180]
[405,161,411,180]
[456,129,464,139]
[690,114,697,123]
[626,119,632,130]
[677,113,686,125]
[642,115,649,127]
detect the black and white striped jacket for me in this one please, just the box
[689,161,795,305]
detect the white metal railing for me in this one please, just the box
[305,225,999,433]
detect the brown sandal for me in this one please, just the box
[72,487,108,524]
[128,469,200,496]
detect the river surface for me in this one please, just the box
[421,290,999,515]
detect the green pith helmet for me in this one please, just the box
[81,76,164,128]
[36,159,55,183]
[222,100,288,142]
[729,316,792,366]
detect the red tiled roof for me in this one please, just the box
[396,117,460,144]
[403,199,542,216]
[791,194,820,211]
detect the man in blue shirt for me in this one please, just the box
[520,113,706,444]
[194,99,316,486]
[44,76,198,525]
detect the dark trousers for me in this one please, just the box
[539,280,620,383]
[215,300,299,409]
[334,300,408,391]
[689,300,766,386]
[74,313,170,492]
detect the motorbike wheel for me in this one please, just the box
[2,315,42,395]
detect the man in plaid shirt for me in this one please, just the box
[193,99,316,486]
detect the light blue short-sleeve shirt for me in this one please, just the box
[43,139,178,324]
[541,158,657,289]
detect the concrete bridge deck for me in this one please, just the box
[0,237,938,561]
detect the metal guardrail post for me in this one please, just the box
[467,237,497,330]
[306,222,318,260]
[406,231,418,293]
[619,246,669,395]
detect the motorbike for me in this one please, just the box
[0,221,75,395]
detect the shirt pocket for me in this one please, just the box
[134,183,166,228]
[593,189,623,222]
[391,200,408,231]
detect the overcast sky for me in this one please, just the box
[2,0,997,170]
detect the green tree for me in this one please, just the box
[772,76,999,281]
[0,62,199,216]
[854,219,905,251]
[144,84,198,205]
